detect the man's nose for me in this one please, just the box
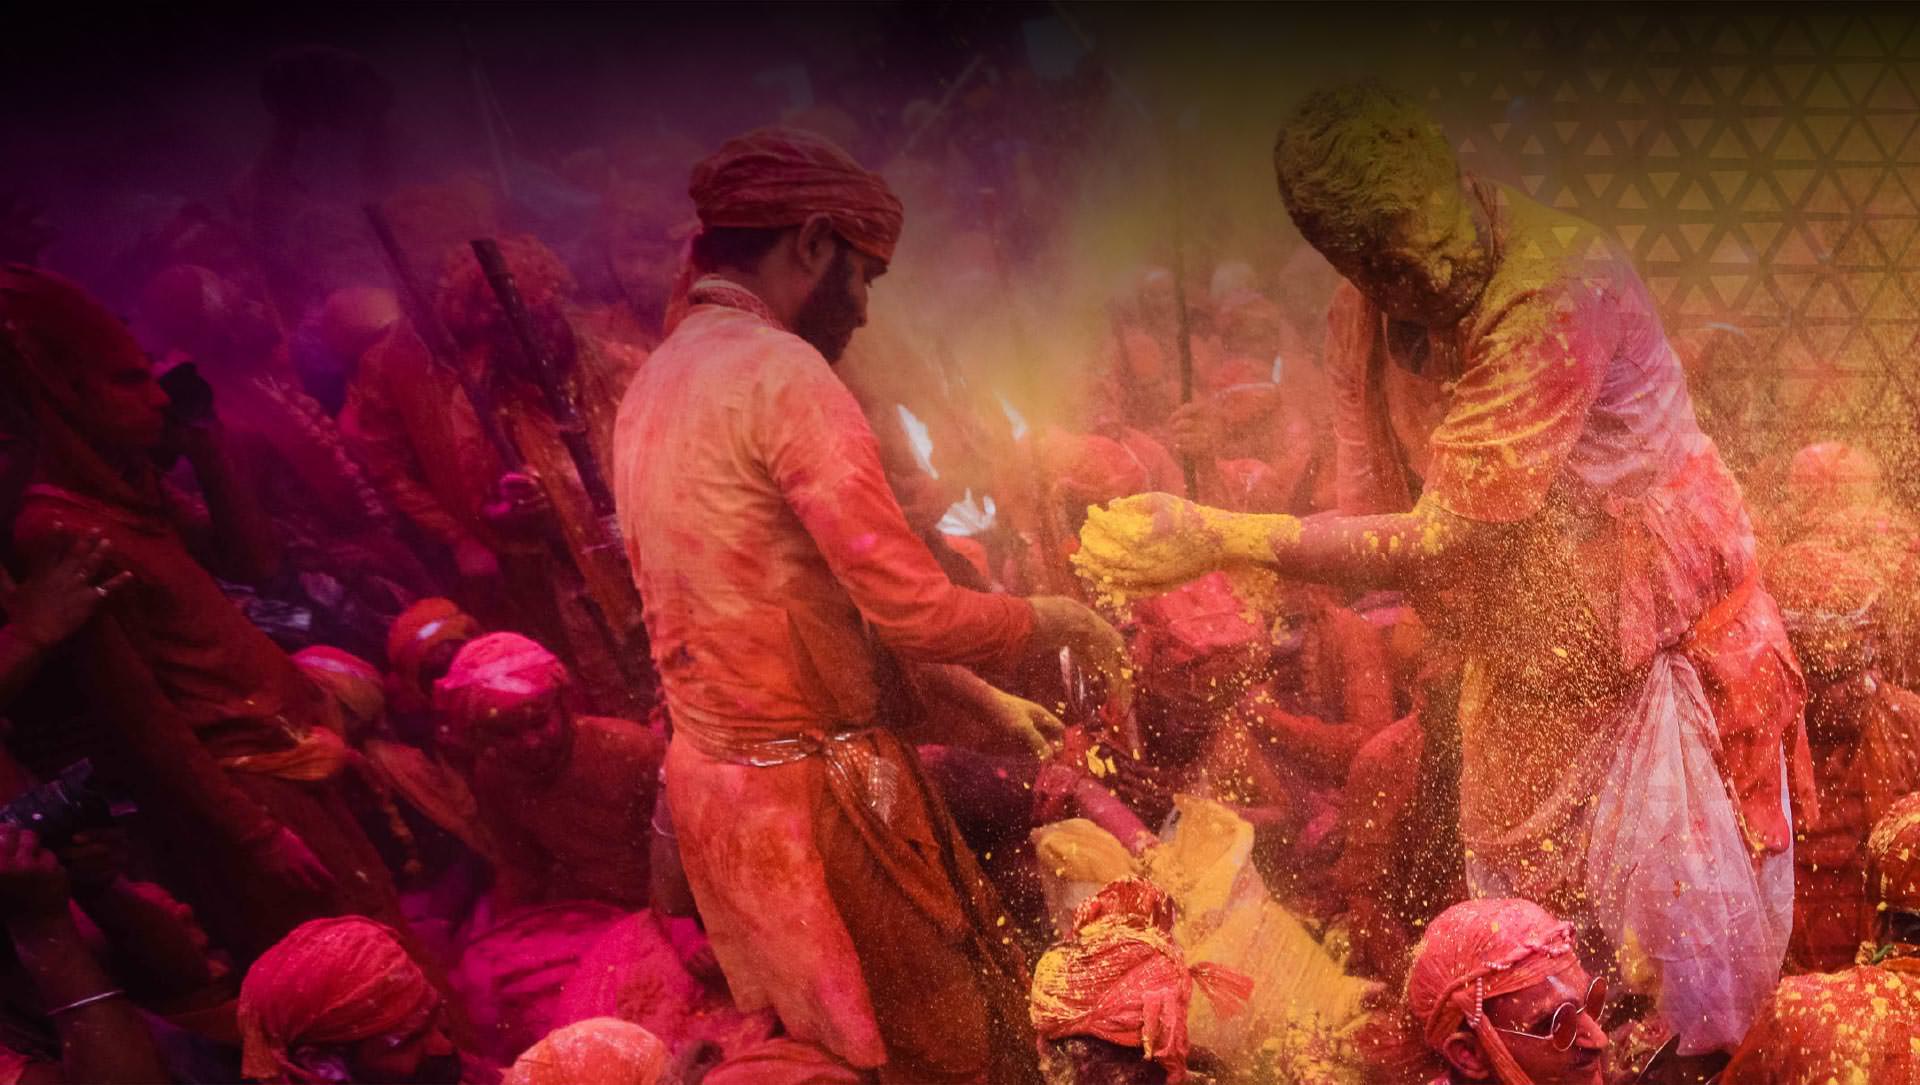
[1574,1011,1608,1050]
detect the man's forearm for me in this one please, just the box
[1225,504,1474,590]
[184,430,281,582]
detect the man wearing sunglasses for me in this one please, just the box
[1408,898,1607,1085]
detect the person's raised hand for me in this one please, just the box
[985,688,1065,759]
[1028,596,1133,717]
[0,532,133,650]
[1072,492,1228,590]
[480,470,551,536]
[252,826,336,897]
[1168,397,1226,459]
[0,827,70,920]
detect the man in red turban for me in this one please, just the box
[1723,792,1920,1083]
[613,127,1128,1083]
[239,917,459,1084]
[1407,899,1607,1085]
[432,632,660,909]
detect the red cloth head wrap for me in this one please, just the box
[238,917,439,1083]
[0,263,164,510]
[1131,572,1269,706]
[293,646,386,735]
[505,1017,668,1085]
[665,127,902,332]
[1406,898,1577,1085]
[386,598,481,712]
[1869,792,1920,914]
[1029,877,1251,1084]
[432,632,569,738]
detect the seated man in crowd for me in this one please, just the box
[431,632,661,910]
[1722,792,1920,1083]
[1405,898,1607,1085]
[238,916,467,1085]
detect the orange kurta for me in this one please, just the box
[612,280,1035,1080]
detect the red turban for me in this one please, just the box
[1041,431,1153,514]
[1787,441,1883,513]
[1761,540,1883,629]
[688,126,903,266]
[1407,899,1577,1085]
[1131,572,1269,706]
[1869,792,1920,914]
[386,598,482,712]
[1029,877,1251,1084]
[0,264,163,510]
[238,917,439,1083]
[293,646,386,735]
[432,632,569,738]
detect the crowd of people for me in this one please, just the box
[1,37,1918,1085]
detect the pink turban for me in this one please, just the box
[688,126,903,265]
[1029,877,1251,1083]
[505,1017,667,1085]
[432,632,569,737]
[238,918,438,1083]
[293,646,386,734]
[1407,899,1577,1085]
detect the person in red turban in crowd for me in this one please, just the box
[504,1017,667,1085]
[1028,876,1251,1085]
[1405,899,1606,1085]
[1077,83,1806,1063]
[238,917,465,1084]
[431,632,660,910]
[342,235,649,717]
[1722,792,1920,1083]
[387,598,485,720]
[1762,540,1920,971]
[612,126,1129,1084]
[1167,286,1336,516]
[0,265,407,966]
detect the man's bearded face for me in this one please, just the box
[1327,183,1492,327]
[792,243,877,363]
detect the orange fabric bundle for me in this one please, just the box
[238,917,438,1083]
[1406,899,1577,1085]
[1029,877,1252,1084]
[504,1016,667,1085]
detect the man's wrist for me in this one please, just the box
[1210,511,1301,564]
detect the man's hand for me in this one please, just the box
[985,689,1065,758]
[252,827,336,897]
[0,532,133,649]
[452,536,503,584]
[1028,596,1132,715]
[1168,398,1226,459]
[1073,492,1227,589]
[0,827,70,920]
[480,470,552,536]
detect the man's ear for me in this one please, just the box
[1440,1031,1494,1081]
[793,213,839,278]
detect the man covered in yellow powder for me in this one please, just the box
[1074,82,1808,1068]
[1722,792,1920,1083]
